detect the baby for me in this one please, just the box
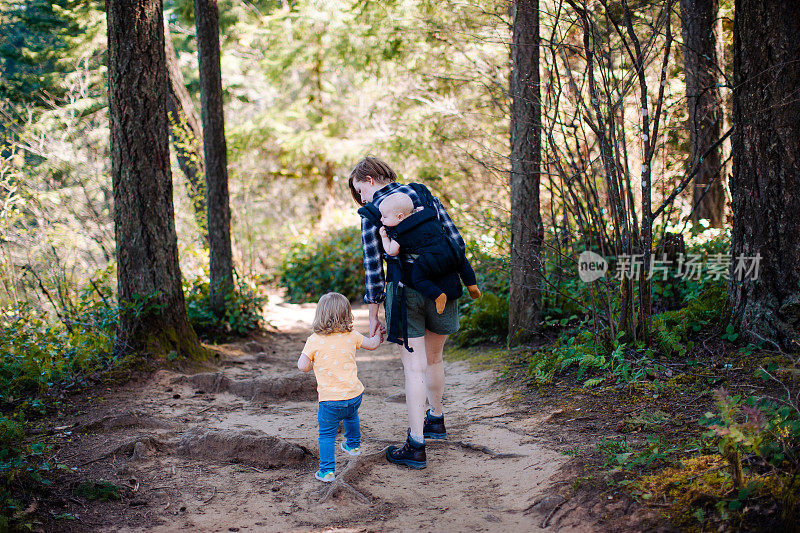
[378,192,481,314]
[297,292,381,482]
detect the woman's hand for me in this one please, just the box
[368,303,386,341]
[369,316,386,341]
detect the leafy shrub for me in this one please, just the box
[702,388,800,482]
[452,292,508,346]
[653,387,800,528]
[527,329,663,388]
[675,228,731,302]
[0,268,161,528]
[278,227,365,303]
[526,329,595,384]
[75,480,121,501]
[466,243,509,298]
[0,274,119,400]
[451,241,510,347]
[183,273,266,342]
[652,286,727,356]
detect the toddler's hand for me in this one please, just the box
[361,332,383,350]
[379,226,387,239]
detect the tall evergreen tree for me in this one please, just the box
[107,0,203,357]
[680,0,726,227]
[0,0,103,111]
[165,23,208,242]
[729,0,800,350]
[509,0,543,343]
[194,0,233,315]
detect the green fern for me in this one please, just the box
[652,286,726,355]
[582,377,604,388]
[559,354,585,369]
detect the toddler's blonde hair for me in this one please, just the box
[312,292,354,335]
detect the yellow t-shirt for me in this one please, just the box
[302,331,365,402]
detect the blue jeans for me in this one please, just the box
[317,393,362,473]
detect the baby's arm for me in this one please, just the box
[297,353,313,372]
[360,333,382,350]
[378,227,401,257]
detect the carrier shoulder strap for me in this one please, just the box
[357,202,382,225]
[408,182,436,210]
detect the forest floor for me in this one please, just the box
[34,295,677,532]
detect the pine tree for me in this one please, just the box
[0,0,104,111]
[107,0,204,358]
[509,0,543,343]
[729,0,800,350]
[680,0,726,227]
[194,0,233,316]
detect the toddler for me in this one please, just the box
[378,192,481,314]
[297,292,381,482]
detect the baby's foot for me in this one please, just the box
[435,293,447,314]
[467,285,481,299]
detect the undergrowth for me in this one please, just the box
[183,271,267,342]
[0,266,266,528]
[278,227,364,303]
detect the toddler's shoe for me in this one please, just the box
[340,441,361,456]
[423,409,447,439]
[314,470,335,482]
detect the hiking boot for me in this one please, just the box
[423,409,447,439]
[386,434,426,469]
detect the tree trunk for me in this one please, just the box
[194,0,233,315]
[107,0,203,358]
[165,23,208,243]
[681,0,726,228]
[509,0,543,343]
[729,0,800,350]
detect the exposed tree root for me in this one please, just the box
[382,393,405,404]
[316,450,385,503]
[176,427,311,468]
[81,411,173,432]
[79,436,168,466]
[369,437,525,459]
[172,372,316,401]
[524,494,568,528]
[438,439,526,459]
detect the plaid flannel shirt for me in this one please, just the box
[360,182,466,304]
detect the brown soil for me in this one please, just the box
[37,296,661,532]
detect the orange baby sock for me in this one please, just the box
[467,285,481,299]
[435,293,447,314]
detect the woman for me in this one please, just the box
[349,156,466,469]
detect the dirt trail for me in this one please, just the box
[54,297,600,532]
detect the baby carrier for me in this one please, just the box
[357,183,462,352]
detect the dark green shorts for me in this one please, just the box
[384,281,460,339]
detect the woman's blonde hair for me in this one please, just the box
[312,292,354,335]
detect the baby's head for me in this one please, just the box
[379,192,415,227]
[313,292,354,335]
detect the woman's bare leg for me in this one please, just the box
[424,330,448,417]
[401,337,428,440]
